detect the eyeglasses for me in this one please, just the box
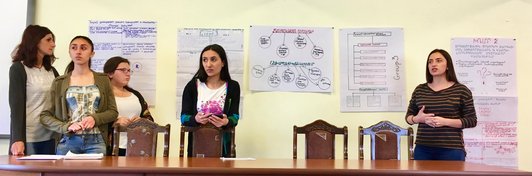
[115,68,131,74]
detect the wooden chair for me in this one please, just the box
[179,123,235,158]
[111,118,170,157]
[358,120,413,160]
[293,119,348,159]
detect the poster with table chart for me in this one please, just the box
[464,96,517,168]
[339,28,405,112]
[89,20,157,106]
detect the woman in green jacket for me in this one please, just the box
[40,36,117,155]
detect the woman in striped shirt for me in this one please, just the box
[405,49,477,161]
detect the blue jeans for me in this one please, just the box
[26,139,56,155]
[56,134,107,155]
[414,144,465,161]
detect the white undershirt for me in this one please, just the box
[24,65,55,142]
[196,80,227,115]
[115,94,141,149]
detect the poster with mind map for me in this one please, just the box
[249,26,333,92]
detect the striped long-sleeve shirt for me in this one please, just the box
[405,83,477,150]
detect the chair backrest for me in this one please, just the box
[179,124,235,158]
[358,120,413,160]
[112,118,171,157]
[293,119,348,159]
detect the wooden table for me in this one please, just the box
[0,156,530,176]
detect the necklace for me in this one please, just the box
[35,65,43,71]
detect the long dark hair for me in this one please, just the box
[425,49,459,83]
[193,44,231,82]
[65,36,94,73]
[11,25,56,71]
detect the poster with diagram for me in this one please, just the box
[249,26,333,92]
[89,20,157,106]
[339,28,405,112]
[452,38,516,96]
[176,28,244,119]
[452,37,517,168]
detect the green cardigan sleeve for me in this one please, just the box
[90,73,118,126]
[39,76,71,133]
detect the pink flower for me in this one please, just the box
[199,100,223,115]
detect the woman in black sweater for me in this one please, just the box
[180,44,240,157]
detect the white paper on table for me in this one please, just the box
[220,157,256,161]
[63,151,104,160]
[17,155,64,160]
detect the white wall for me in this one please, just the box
[1,0,530,171]
[0,0,29,137]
